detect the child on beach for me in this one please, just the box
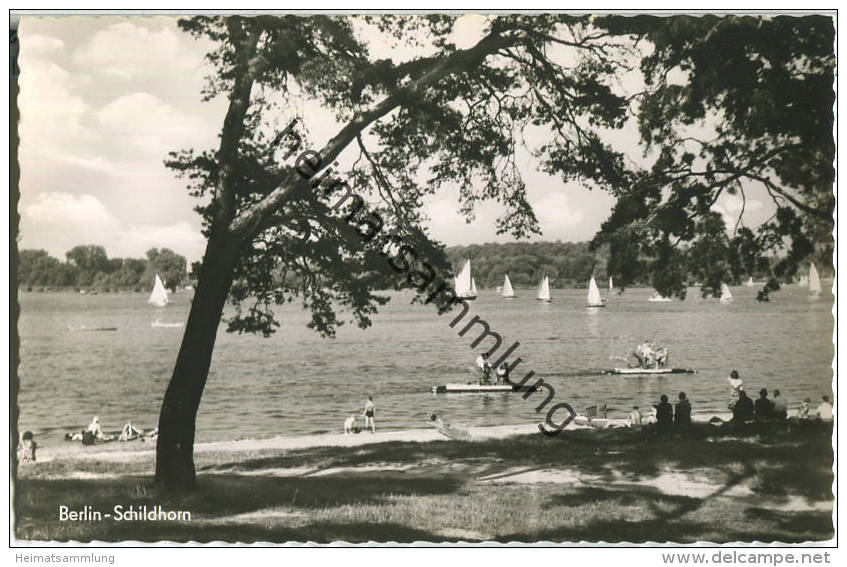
[344,415,358,434]
[799,398,812,420]
[363,396,375,433]
[18,431,37,463]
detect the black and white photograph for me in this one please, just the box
[9,7,837,548]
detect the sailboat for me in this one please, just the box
[587,276,605,307]
[148,274,169,307]
[501,275,516,298]
[454,260,477,300]
[798,274,809,286]
[809,263,822,296]
[719,283,733,304]
[536,276,552,302]
[745,277,755,287]
[609,277,614,294]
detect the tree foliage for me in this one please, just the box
[591,15,834,300]
[18,247,186,292]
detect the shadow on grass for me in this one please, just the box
[15,473,464,542]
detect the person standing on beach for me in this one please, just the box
[674,392,692,428]
[363,395,376,433]
[655,395,673,438]
[17,431,37,463]
[727,370,743,409]
[772,389,788,420]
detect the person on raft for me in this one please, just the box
[632,341,670,368]
[475,352,492,384]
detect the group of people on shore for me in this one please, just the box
[625,369,834,436]
[626,392,692,436]
[63,415,158,445]
[726,370,833,424]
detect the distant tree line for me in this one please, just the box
[18,245,189,292]
[446,241,607,289]
[445,241,831,291]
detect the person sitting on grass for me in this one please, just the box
[732,388,754,424]
[772,389,788,420]
[798,397,812,420]
[816,396,833,422]
[85,416,112,442]
[119,421,143,441]
[755,388,774,421]
[627,405,642,428]
[655,394,673,437]
[674,392,692,428]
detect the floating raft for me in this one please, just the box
[603,367,697,375]
[432,383,532,394]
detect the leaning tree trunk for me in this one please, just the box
[154,233,241,490]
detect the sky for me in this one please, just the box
[15,15,772,264]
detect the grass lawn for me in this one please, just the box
[14,421,834,543]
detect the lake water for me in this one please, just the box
[16,284,834,446]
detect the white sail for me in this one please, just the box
[587,277,604,307]
[609,277,614,293]
[455,260,477,299]
[809,263,822,295]
[798,274,809,286]
[745,277,754,287]
[719,282,733,303]
[148,274,169,307]
[536,276,551,302]
[501,275,516,298]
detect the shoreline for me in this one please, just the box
[34,412,741,463]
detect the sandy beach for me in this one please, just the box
[16,417,832,543]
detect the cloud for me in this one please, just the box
[712,193,765,229]
[20,33,65,52]
[21,192,205,261]
[18,60,93,145]
[72,21,199,80]
[532,191,585,231]
[96,92,210,153]
[26,192,118,229]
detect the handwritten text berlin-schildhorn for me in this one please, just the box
[59,505,191,521]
